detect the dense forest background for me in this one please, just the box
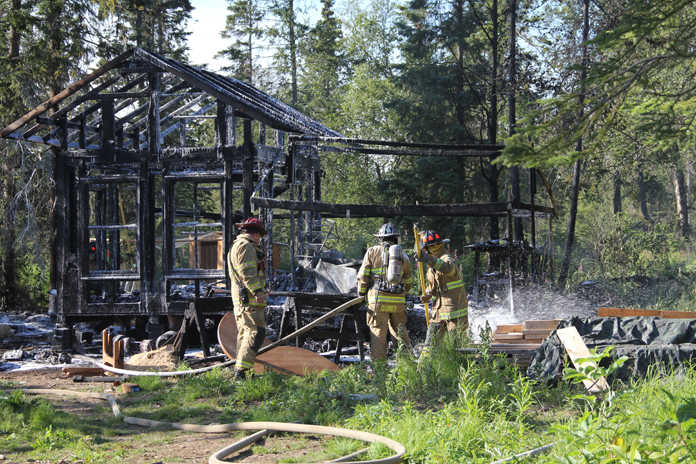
[1,0,696,311]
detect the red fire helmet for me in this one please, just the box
[236,217,266,235]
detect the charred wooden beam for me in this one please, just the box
[165,269,226,280]
[162,146,217,158]
[316,144,501,158]
[52,151,67,323]
[290,135,504,151]
[140,72,161,314]
[88,224,137,230]
[163,171,225,181]
[161,178,174,304]
[243,119,254,217]
[0,49,133,138]
[251,198,554,218]
[81,271,140,281]
[35,116,98,131]
[132,48,336,136]
[77,162,89,315]
[113,81,190,133]
[95,91,151,99]
[30,75,147,140]
[101,96,115,161]
[117,60,161,74]
[173,114,216,119]
[68,148,144,162]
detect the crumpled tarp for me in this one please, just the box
[527,317,696,381]
[313,259,357,294]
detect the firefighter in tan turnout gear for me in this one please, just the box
[357,223,413,361]
[227,217,268,380]
[416,230,468,351]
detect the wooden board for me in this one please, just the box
[493,337,543,345]
[493,332,524,340]
[523,320,560,331]
[598,307,696,319]
[490,343,541,351]
[522,329,555,337]
[556,326,608,393]
[61,367,106,377]
[495,324,523,333]
[217,312,339,376]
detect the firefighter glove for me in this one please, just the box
[415,252,434,265]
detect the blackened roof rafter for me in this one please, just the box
[0,47,340,148]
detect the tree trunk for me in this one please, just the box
[157,0,164,52]
[8,0,20,59]
[674,167,689,238]
[2,0,21,309]
[638,170,652,222]
[508,0,522,241]
[487,0,500,240]
[454,0,465,142]
[558,0,590,288]
[613,174,622,214]
[1,158,17,310]
[248,25,253,84]
[289,0,297,105]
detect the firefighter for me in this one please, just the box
[227,217,268,380]
[357,223,413,361]
[415,230,468,351]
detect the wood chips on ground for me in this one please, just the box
[125,344,177,371]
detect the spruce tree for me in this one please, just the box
[301,0,344,125]
[217,0,266,82]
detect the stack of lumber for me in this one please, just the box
[488,320,560,367]
[492,319,560,347]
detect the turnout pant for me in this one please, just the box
[234,305,266,372]
[442,315,468,333]
[366,309,412,361]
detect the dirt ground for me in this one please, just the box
[0,368,338,463]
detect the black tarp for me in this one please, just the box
[527,317,696,381]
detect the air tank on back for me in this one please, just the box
[386,244,404,284]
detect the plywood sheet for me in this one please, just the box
[556,326,608,393]
[217,311,339,376]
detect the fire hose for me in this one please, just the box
[17,388,405,464]
[74,297,365,378]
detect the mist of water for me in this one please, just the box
[468,283,597,341]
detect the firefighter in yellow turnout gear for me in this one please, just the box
[416,230,468,352]
[357,223,413,361]
[227,217,268,380]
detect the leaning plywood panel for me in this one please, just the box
[556,326,609,393]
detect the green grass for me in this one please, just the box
[2,340,696,463]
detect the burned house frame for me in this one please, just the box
[1,48,553,349]
[0,48,340,340]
